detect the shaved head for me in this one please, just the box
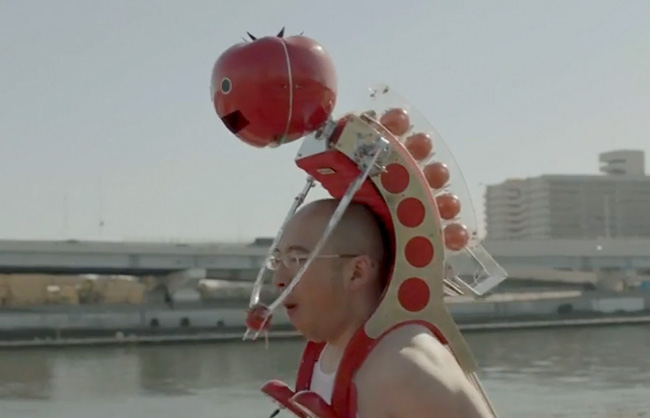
[273,198,391,343]
[294,198,386,261]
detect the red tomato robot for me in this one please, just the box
[210,28,338,148]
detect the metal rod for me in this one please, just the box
[248,176,315,308]
[244,176,315,340]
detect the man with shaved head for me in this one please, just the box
[270,198,495,417]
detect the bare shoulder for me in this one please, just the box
[357,324,495,418]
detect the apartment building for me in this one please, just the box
[485,150,650,240]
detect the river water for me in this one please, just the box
[0,325,648,418]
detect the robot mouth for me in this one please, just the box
[221,110,249,134]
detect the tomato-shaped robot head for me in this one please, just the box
[210,29,338,148]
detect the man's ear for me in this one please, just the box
[346,255,374,291]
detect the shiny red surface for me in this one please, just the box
[211,35,337,147]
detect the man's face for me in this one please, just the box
[271,211,352,342]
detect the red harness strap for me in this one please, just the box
[290,321,449,417]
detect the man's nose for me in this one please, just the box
[272,266,290,289]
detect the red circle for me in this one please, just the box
[423,162,450,190]
[380,163,410,194]
[444,223,470,251]
[398,278,430,312]
[436,193,462,220]
[397,198,425,228]
[404,236,434,268]
[380,108,410,136]
[246,304,271,331]
[404,133,433,161]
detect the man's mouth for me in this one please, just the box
[284,303,297,311]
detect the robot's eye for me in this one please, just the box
[221,78,232,94]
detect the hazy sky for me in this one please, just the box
[1,0,648,243]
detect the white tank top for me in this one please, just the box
[309,348,361,418]
[309,349,336,403]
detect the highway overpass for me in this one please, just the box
[0,237,649,279]
[0,239,269,279]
